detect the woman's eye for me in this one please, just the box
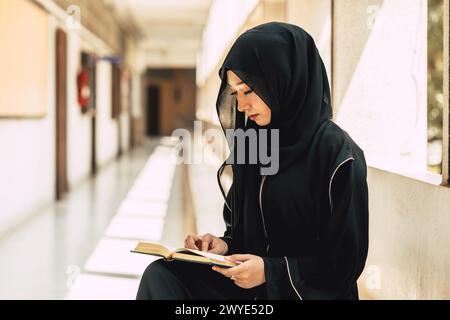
[229,89,253,96]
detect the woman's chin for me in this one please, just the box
[255,119,269,126]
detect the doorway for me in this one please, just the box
[55,28,68,200]
[90,66,97,175]
[80,52,97,175]
[146,85,160,136]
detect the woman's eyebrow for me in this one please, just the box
[227,80,245,87]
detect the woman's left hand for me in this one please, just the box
[212,254,265,289]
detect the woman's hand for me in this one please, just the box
[184,233,228,255]
[212,254,265,289]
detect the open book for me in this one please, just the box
[131,242,240,268]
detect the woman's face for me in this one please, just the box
[226,70,271,126]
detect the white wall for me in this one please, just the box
[126,39,144,120]
[0,117,56,236]
[196,0,288,126]
[334,0,428,177]
[286,0,332,88]
[96,60,119,166]
[0,4,125,236]
[131,71,142,119]
[0,14,55,236]
[330,0,450,299]
[66,30,93,187]
[196,0,259,86]
[120,112,130,151]
[65,17,124,187]
[359,167,450,299]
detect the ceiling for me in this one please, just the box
[103,0,213,68]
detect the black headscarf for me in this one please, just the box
[216,22,333,249]
[216,22,369,299]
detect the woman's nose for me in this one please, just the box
[237,100,250,112]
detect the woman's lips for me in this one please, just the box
[249,114,259,121]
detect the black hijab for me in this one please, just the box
[216,22,333,249]
[217,22,332,166]
[216,23,369,299]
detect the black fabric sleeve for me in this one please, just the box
[219,183,235,254]
[262,159,369,299]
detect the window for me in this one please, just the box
[427,0,444,174]
[333,0,445,184]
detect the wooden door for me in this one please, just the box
[55,28,68,200]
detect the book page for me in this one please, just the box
[133,242,173,258]
[181,248,242,266]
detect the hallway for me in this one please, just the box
[0,138,187,299]
[2,0,450,301]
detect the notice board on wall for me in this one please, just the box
[0,0,49,118]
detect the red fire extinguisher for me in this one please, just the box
[77,68,90,111]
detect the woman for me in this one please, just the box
[136,22,368,300]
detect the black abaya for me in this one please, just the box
[137,22,369,300]
[216,22,369,300]
[136,259,263,300]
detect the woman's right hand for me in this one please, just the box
[184,233,228,255]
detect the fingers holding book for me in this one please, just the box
[184,233,228,255]
[212,254,266,289]
[184,234,202,250]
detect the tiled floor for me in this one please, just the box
[0,138,186,299]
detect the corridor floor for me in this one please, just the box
[0,138,186,299]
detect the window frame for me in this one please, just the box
[443,0,450,185]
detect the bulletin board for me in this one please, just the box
[0,0,49,118]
